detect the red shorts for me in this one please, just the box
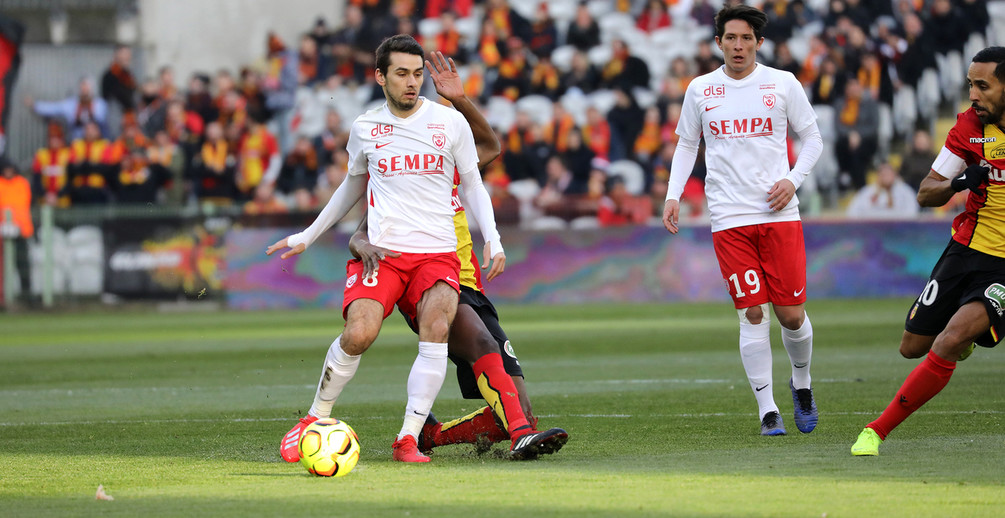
[342,251,461,321]
[711,221,807,309]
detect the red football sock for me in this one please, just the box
[472,353,531,435]
[868,351,956,439]
[435,406,509,445]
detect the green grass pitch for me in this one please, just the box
[1,299,1003,517]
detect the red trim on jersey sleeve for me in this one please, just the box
[943,108,982,165]
[469,248,484,292]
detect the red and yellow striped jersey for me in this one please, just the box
[943,108,1005,258]
[451,169,483,292]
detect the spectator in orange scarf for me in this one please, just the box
[835,77,879,191]
[634,106,662,162]
[32,130,72,206]
[67,121,114,204]
[582,106,611,159]
[543,102,576,153]
[236,115,280,200]
[100,44,137,114]
[193,121,236,203]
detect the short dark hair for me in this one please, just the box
[972,46,1005,83]
[715,5,768,41]
[375,34,425,76]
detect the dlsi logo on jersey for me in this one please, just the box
[371,124,393,138]
[703,85,725,98]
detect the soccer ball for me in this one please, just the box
[298,418,361,477]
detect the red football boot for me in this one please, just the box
[392,435,430,463]
[280,415,318,463]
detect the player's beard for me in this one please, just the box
[386,88,418,113]
[974,91,1005,125]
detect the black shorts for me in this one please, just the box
[400,285,523,399]
[905,240,1005,347]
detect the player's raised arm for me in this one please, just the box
[426,51,500,170]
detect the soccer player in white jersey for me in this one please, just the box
[662,5,824,436]
[267,35,508,462]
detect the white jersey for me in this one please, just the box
[677,64,817,231]
[347,98,480,253]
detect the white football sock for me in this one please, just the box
[398,341,448,440]
[308,335,360,418]
[739,321,777,419]
[782,314,813,390]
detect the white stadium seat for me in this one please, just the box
[551,45,577,74]
[485,95,517,132]
[587,44,612,67]
[587,89,617,114]
[516,95,555,127]
[560,90,589,126]
[570,216,600,229]
[607,159,645,195]
[417,18,442,40]
[598,13,635,43]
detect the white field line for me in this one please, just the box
[0,378,866,397]
[2,410,1004,428]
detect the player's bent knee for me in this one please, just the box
[341,327,378,356]
[739,304,769,325]
[774,307,805,330]
[471,333,498,359]
[899,331,933,359]
[417,312,452,343]
[933,328,974,357]
[899,343,925,359]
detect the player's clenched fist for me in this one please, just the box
[950,164,990,193]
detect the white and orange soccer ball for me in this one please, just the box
[298,418,360,477]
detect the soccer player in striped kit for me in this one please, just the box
[852,47,1005,456]
[662,5,823,436]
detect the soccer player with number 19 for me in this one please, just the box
[852,47,1005,456]
[662,5,823,436]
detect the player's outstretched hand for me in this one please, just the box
[950,164,990,193]
[482,242,506,282]
[663,199,680,234]
[266,237,306,260]
[767,178,796,211]
[426,51,463,102]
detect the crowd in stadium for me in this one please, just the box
[19,0,993,226]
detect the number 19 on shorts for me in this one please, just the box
[728,270,761,298]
